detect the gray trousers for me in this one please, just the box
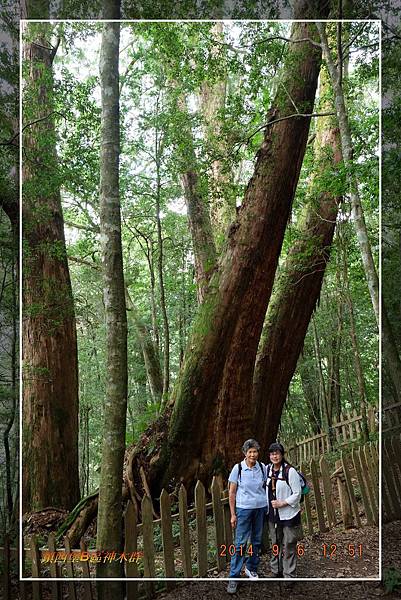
[268,520,303,578]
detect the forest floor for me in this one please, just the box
[8,522,400,600]
[212,523,380,579]
[155,522,398,600]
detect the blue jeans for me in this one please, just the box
[229,507,266,577]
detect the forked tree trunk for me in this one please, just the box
[96,17,128,587]
[57,13,330,541]
[146,19,327,492]
[22,21,80,513]
[251,68,342,450]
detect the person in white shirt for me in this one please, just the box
[266,442,303,578]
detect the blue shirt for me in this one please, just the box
[228,460,267,509]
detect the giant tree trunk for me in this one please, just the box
[317,22,401,401]
[96,18,128,585]
[22,20,80,513]
[147,19,327,492]
[250,63,342,449]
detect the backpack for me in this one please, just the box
[267,462,310,502]
[237,460,267,489]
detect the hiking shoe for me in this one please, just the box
[244,567,258,579]
[227,580,238,594]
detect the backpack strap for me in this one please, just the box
[237,461,266,486]
[282,463,293,492]
[257,461,266,483]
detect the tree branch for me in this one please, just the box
[2,111,65,146]
[243,112,336,146]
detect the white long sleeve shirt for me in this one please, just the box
[265,463,301,521]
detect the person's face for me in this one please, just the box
[245,448,259,464]
[270,450,283,465]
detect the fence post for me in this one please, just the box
[47,532,61,600]
[357,444,375,519]
[383,438,401,520]
[20,537,27,600]
[310,458,327,532]
[390,436,401,497]
[222,489,233,558]
[160,489,175,585]
[79,539,93,600]
[178,484,192,577]
[301,461,314,535]
[142,494,156,582]
[195,481,208,576]
[63,536,77,600]
[319,456,336,529]
[341,451,361,528]
[335,460,353,529]
[363,444,379,514]
[30,535,42,600]
[124,500,138,600]
[351,448,374,526]
[211,476,225,572]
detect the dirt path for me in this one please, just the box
[156,523,396,600]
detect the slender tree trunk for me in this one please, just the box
[200,22,236,246]
[148,242,160,349]
[96,19,127,589]
[317,22,401,400]
[22,21,80,513]
[176,94,217,303]
[155,147,170,400]
[126,288,163,404]
[299,355,322,434]
[339,223,370,440]
[312,317,329,428]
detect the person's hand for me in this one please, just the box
[271,499,286,509]
[231,514,237,529]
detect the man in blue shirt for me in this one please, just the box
[226,439,267,594]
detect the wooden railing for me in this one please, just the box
[2,440,380,600]
[285,407,378,464]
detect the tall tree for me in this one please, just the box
[176,93,217,304]
[199,22,236,247]
[252,73,342,448]
[95,16,128,594]
[316,21,401,400]
[22,19,80,513]
[143,18,328,491]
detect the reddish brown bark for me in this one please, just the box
[153,20,326,491]
[252,125,342,449]
[22,25,80,512]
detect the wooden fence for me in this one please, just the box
[382,433,401,523]
[1,440,382,600]
[383,401,401,433]
[286,407,378,464]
